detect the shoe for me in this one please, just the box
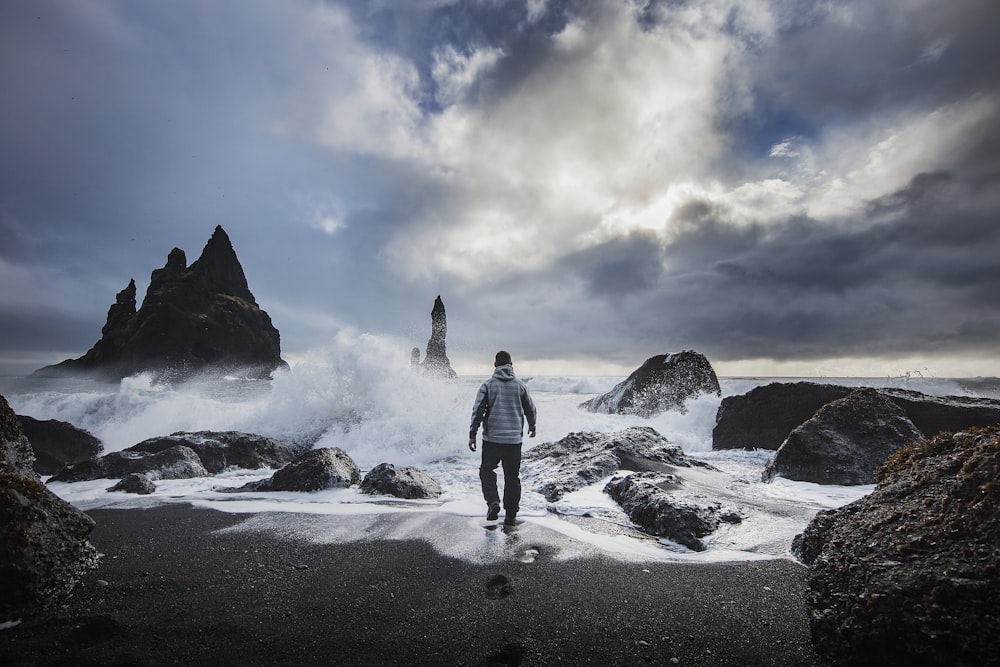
[486,504,500,521]
[503,513,517,526]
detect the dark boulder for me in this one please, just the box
[50,445,209,483]
[17,415,103,476]
[106,472,155,495]
[1,395,36,479]
[522,426,711,502]
[879,387,1000,437]
[1,394,99,621]
[800,427,1000,666]
[360,463,442,499]
[762,388,925,485]
[419,295,457,378]
[34,226,287,381]
[241,447,360,492]
[126,431,296,474]
[580,350,721,416]
[604,472,741,552]
[713,382,853,450]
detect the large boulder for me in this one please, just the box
[799,427,1000,666]
[106,472,156,495]
[1,394,99,622]
[419,295,457,378]
[580,350,721,416]
[713,382,854,450]
[243,447,361,492]
[522,426,711,502]
[17,415,103,476]
[50,445,209,483]
[126,431,296,474]
[34,226,287,381]
[360,463,441,499]
[762,388,925,485]
[604,472,741,552]
[713,382,1000,451]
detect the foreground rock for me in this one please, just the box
[236,448,360,492]
[796,427,1000,665]
[361,463,441,499]
[713,382,1000,451]
[50,445,209,483]
[762,388,925,485]
[34,225,287,381]
[523,426,710,502]
[1,394,99,621]
[605,472,741,552]
[126,431,296,474]
[580,350,720,416]
[17,415,103,476]
[419,295,457,378]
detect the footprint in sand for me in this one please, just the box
[486,574,512,599]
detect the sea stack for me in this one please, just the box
[35,226,286,381]
[419,295,457,378]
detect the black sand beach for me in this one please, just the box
[2,505,824,666]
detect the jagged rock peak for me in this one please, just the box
[419,295,457,378]
[189,225,255,303]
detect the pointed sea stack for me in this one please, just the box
[419,295,457,378]
[35,226,287,380]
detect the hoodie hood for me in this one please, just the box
[492,364,516,381]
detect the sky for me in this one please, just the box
[1,0,999,378]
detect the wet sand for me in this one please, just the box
[1,505,824,666]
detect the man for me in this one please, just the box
[469,350,537,526]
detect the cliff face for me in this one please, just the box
[36,226,286,380]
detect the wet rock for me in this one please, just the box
[604,472,741,552]
[361,462,441,499]
[801,427,1000,666]
[17,415,103,476]
[126,431,296,474]
[581,351,721,417]
[239,447,360,492]
[879,387,1000,438]
[50,445,209,482]
[522,426,711,502]
[762,388,924,485]
[106,472,156,495]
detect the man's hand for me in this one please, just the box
[468,437,477,452]
[528,428,536,439]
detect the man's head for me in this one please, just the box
[494,350,512,367]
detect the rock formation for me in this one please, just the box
[762,388,925,485]
[236,447,360,492]
[17,415,103,476]
[125,431,296,474]
[34,226,286,381]
[604,472,741,552]
[796,427,1000,665]
[522,426,713,502]
[580,350,721,416]
[713,381,1000,451]
[360,462,442,499]
[50,444,209,483]
[106,472,156,495]
[1,394,99,621]
[419,295,457,378]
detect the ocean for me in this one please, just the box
[3,333,997,564]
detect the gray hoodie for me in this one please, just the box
[469,364,537,445]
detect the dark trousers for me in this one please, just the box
[479,441,522,513]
